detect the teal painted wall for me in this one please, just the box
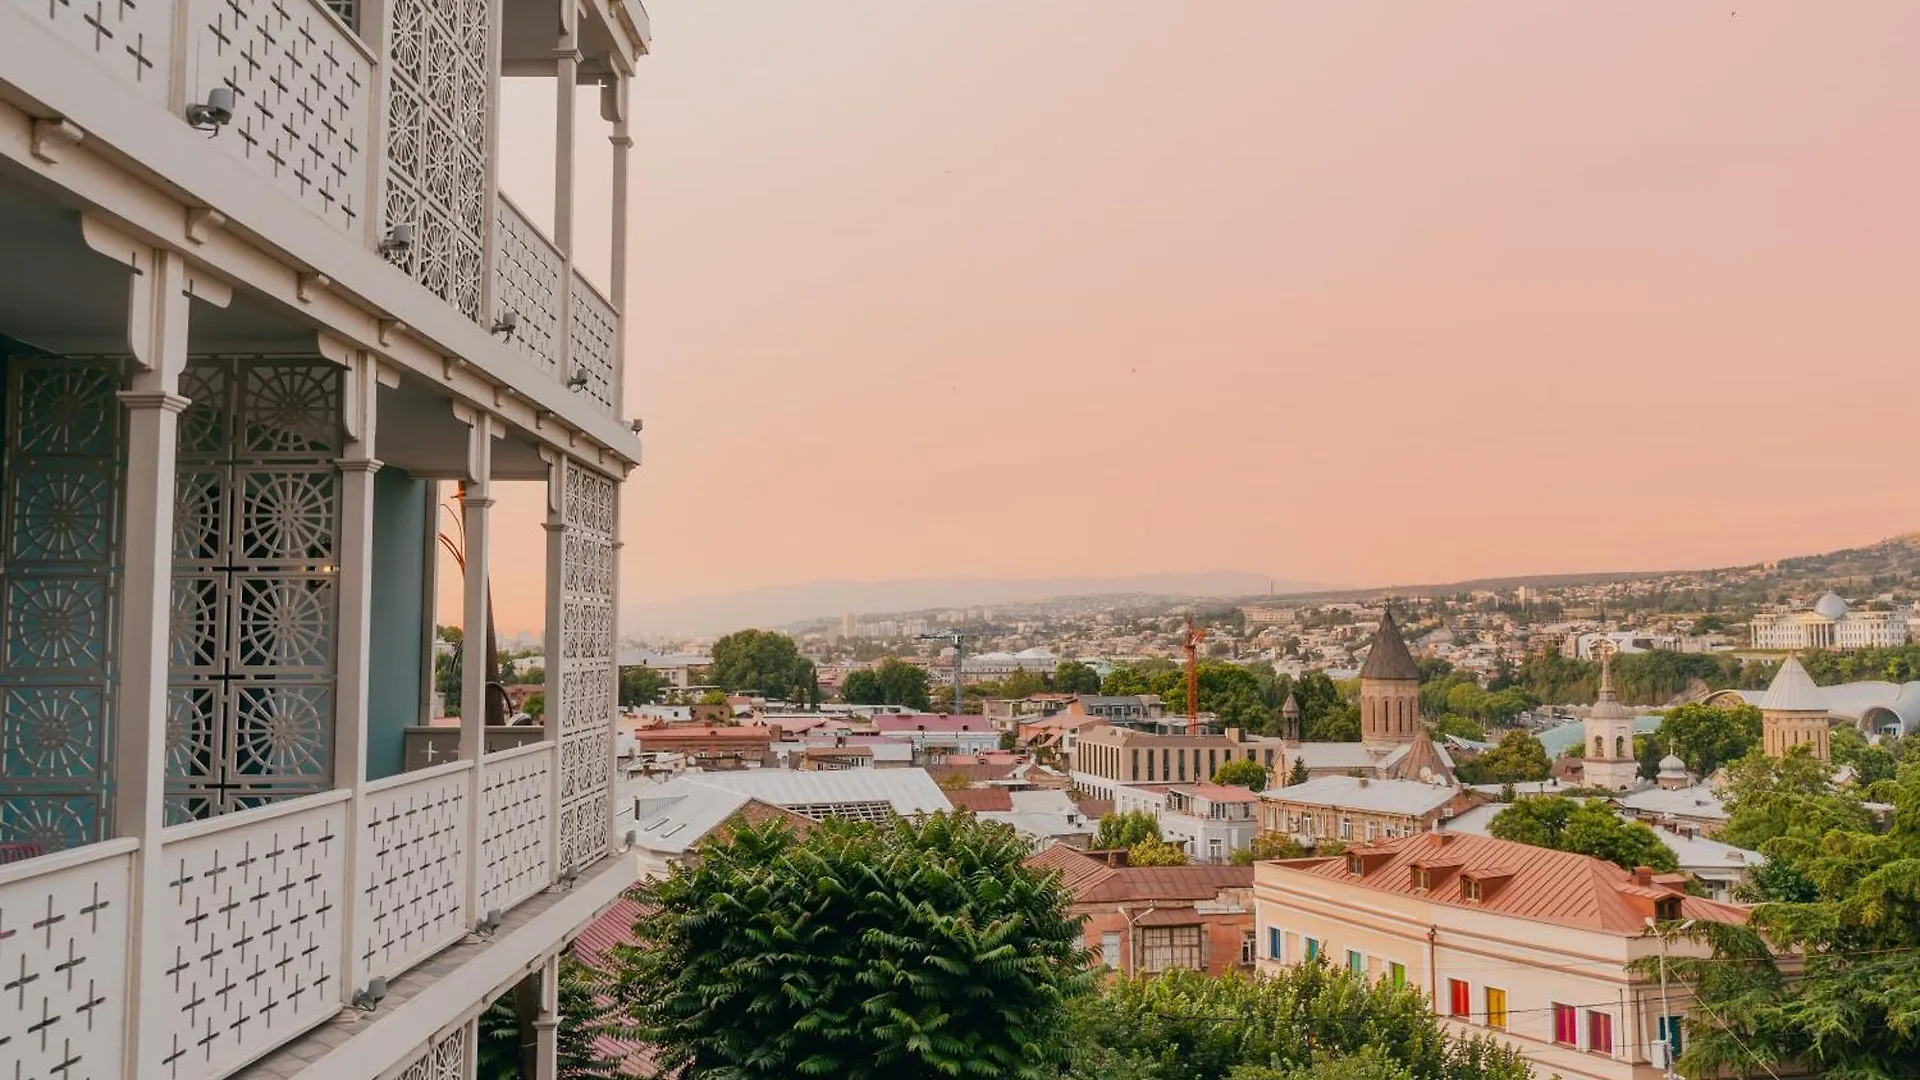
[367,467,429,780]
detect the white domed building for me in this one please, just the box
[1749,592,1910,651]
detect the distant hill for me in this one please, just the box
[629,571,1326,636]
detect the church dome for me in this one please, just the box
[1813,593,1849,620]
[1659,753,1686,772]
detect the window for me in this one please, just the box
[1209,748,1218,777]
[1146,750,1155,781]
[1552,1003,1577,1046]
[1208,837,1223,861]
[1268,926,1283,961]
[1131,749,1139,780]
[1365,820,1378,841]
[1346,949,1366,975]
[1587,1010,1613,1055]
[1304,937,1320,961]
[1140,926,1204,974]
[1347,854,1365,876]
[1162,748,1170,781]
[1340,816,1352,840]
[1265,749,1275,767]
[1655,895,1682,922]
[1240,930,1256,965]
[1656,1015,1684,1059]
[1462,877,1482,902]
[1412,867,1431,890]
[1101,932,1120,968]
[1388,962,1406,989]
[1447,979,1470,1017]
[1484,987,1507,1030]
[1177,750,1187,781]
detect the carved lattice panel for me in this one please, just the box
[568,277,617,415]
[153,798,347,1080]
[0,843,134,1080]
[478,747,550,916]
[395,1020,472,1080]
[189,0,370,232]
[556,461,615,872]
[354,766,467,989]
[0,354,125,850]
[8,0,174,98]
[168,358,342,824]
[381,0,491,321]
[492,197,562,375]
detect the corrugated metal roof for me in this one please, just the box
[1079,864,1253,904]
[641,768,952,815]
[1760,656,1827,713]
[1265,832,1749,935]
[1260,775,1459,816]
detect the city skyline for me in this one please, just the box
[470,0,1919,633]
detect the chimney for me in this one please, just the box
[1634,866,1654,886]
[1357,776,1369,788]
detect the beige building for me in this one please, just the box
[1070,725,1288,799]
[1761,655,1831,762]
[1254,832,1754,1080]
[1360,610,1423,750]
[1258,775,1475,844]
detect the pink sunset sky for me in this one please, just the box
[471,1,1920,635]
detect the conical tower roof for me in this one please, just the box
[1761,655,1826,714]
[1281,693,1300,717]
[1359,610,1420,681]
[1384,724,1455,785]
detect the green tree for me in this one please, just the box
[1232,833,1309,865]
[707,629,818,705]
[843,657,932,710]
[1720,746,1872,854]
[522,692,544,719]
[1428,714,1485,742]
[1656,702,1763,777]
[1640,756,1920,1079]
[611,814,1091,1080]
[998,668,1050,699]
[478,955,623,1080]
[1054,660,1103,695]
[1212,758,1270,792]
[1127,836,1189,866]
[1094,810,1161,850]
[1286,757,1312,786]
[1303,702,1361,742]
[1830,725,1900,787]
[618,665,668,707]
[1454,730,1550,785]
[1063,967,1532,1080]
[1489,796,1677,871]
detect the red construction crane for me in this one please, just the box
[1182,617,1206,725]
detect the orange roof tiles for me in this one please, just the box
[1269,832,1749,935]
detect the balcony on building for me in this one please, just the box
[0,0,650,1071]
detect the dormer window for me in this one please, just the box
[1655,896,1683,922]
[1412,867,1431,890]
[1463,877,1482,903]
[1347,855,1365,876]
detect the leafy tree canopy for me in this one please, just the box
[1489,796,1677,872]
[1094,810,1161,850]
[1233,832,1309,865]
[1126,836,1189,867]
[610,814,1091,1080]
[1656,702,1763,777]
[707,629,819,706]
[1054,660,1103,695]
[1454,731,1550,786]
[1212,758,1270,792]
[842,657,932,711]
[618,665,668,708]
[1063,967,1532,1080]
[479,955,623,1080]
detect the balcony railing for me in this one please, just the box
[494,195,566,376]
[570,272,619,415]
[156,790,352,1080]
[0,837,138,1080]
[0,741,570,1080]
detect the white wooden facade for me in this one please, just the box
[0,0,649,1073]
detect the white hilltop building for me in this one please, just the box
[0,1,650,1077]
[1750,592,1909,651]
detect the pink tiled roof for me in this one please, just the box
[1172,783,1258,803]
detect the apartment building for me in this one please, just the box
[0,0,649,1074]
[1070,725,1288,799]
[1030,845,1256,978]
[1113,783,1260,862]
[1257,776,1475,845]
[1253,833,1752,1080]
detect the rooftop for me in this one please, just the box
[1261,775,1461,816]
[1760,655,1828,713]
[1262,832,1749,935]
[1171,783,1260,804]
[1358,610,1421,681]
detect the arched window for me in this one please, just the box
[1616,736,1627,758]
[1594,737,1604,756]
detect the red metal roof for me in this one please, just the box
[1266,832,1750,935]
[1078,865,1254,904]
[945,788,1015,812]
